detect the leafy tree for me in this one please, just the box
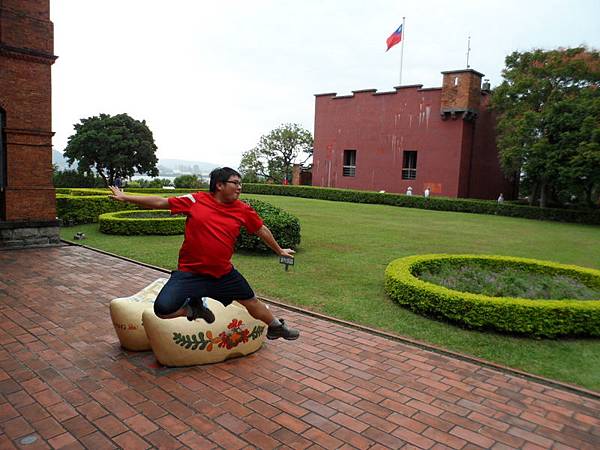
[239,123,313,184]
[128,178,172,188]
[52,165,104,188]
[174,174,205,189]
[64,113,159,187]
[491,47,600,207]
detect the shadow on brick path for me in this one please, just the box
[1,245,599,449]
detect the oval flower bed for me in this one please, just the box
[384,254,600,337]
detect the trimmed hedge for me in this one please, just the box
[240,184,600,225]
[56,190,192,224]
[55,186,600,224]
[237,198,301,252]
[56,194,140,224]
[55,188,111,196]
[384,254,600,338]
[55,187,204,196]
[123,187,208,195]
[98,199,300,252]
[62,192,301,251]
[99,210,185,235]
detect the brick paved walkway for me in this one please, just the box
[0,245,599,450]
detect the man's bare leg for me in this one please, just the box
[237,297,275,325]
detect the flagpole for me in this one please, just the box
[466,35,471,68]
[399,17,406,85]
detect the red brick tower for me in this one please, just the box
[0,0,59,247]
[440,69,484,121]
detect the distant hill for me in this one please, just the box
[157,159,221,176]
[52,151,221,175]
[53,150,75,170]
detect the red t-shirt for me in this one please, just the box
[168,192,263,278]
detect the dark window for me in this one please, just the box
[402,150,417,180]
[343,149,356,177]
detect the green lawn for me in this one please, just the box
[61,194,600,391]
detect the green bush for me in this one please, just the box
[99,210,185,235]
[124,187,207,195]
[173,174,206,189]
[56,189,191,224]
[53,168,105,188]
[56,194,140,224]
[237,199,301,252]
[384,254,600,338]
[241,184,600,225]
[55,187,206,195]
[65,188,112,196]
[59,190,302,252]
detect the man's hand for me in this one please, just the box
[107,187,169,209]
[109,186,127,202]
[279,249,295,258]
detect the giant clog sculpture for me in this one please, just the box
[142,298,267,367]
[109,278,168,351]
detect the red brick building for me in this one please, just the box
[0,0,59,247]
[312,69,515,199]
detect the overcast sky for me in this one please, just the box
[51,0,600,168]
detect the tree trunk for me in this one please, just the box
[97,167,109,187]
[528,182,537,206]
[539,181,548,208]
[585,185,593,207]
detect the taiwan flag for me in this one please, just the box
[386,24,403,51]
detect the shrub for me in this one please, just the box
[384,254,600,338]
[124,187,207,195]
[99,210,185,235]
[55,189,191,224]
[56,194,140,224]
[127,178,173,188]
[53,168,105,188]
[240,184,600,225]
[65,188,111,196]
[97,199,301,252]
[57,189,301,250]
[174,174,206,189]
[238,199,301,252]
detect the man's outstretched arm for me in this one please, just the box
[109,186,170,209]
[254,225,295,258]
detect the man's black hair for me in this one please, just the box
[209,167,242,193]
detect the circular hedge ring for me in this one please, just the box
[98,199,301,252]
[384,254,600,338]
[99,210,185,235]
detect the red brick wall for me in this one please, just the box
[2,0,50,20]
[441,70,483,114]
[2,58,52,130]
[313,86,467,197]
[0,0,56,221]
[5,189,56,221]
[0,7,54,53]
[312,73,513,200]
[468,95,517,200]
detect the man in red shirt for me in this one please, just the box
[109,167,299,340]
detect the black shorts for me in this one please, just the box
[154,268,255,316]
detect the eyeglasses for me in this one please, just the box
[223,180,242,187]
